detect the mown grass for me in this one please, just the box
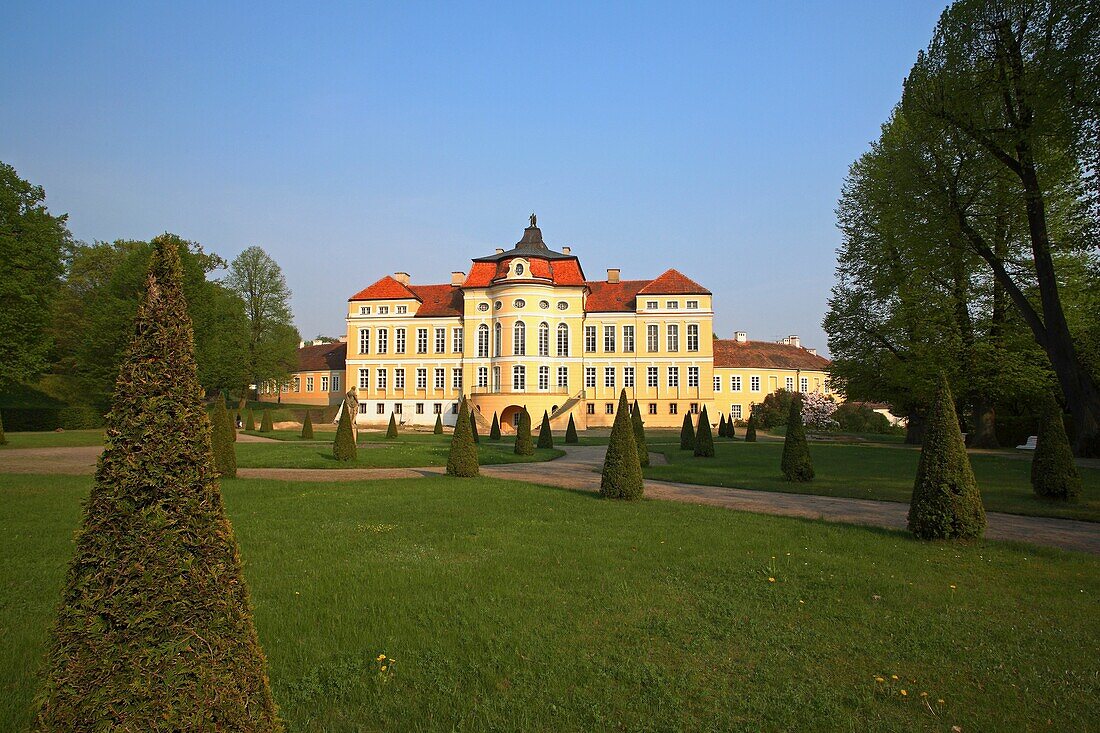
[0,429,105,449]
[645,439,1100,522]
[235,438,563,469]
[1,473,1096,731]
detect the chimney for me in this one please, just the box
[607,268,620,284]
[451,271,465,286]
[735,331,747,343]
[806,348,817,356]
[789,334,801,348]
[393,272,410,285]
[299,340,306,348]
[495,248,505,254]
[562,246,571,255]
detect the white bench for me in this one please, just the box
[1016,435,1038,450]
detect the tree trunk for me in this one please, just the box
[970,400,999,449]
[905,409,926,445]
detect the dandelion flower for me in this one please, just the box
[381,665,388,671]
[875,677,885,683]
[768,577,776,583]
[891,675,898,680]
[900,690,907,696]
[377,654,386,661]
[920,692,928,697]
[950,584,957,589]
[938,699,945,704]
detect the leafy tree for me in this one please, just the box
[631,401,649,467]
[447,398,479,477]
[537,410,554,449]
[752,389,797,431]
[1031,399,1082,500]
[600,390,643,500]
[781,396,814,481]
[259,409,273,433]
[224,246,299,399]
[565,413,578,444]
[386,413,398,439]
[908,375,987,539]
[32,237,279,730]
[433,413,443,435]
[834,403,894,434]
[301,411,313,439]
[679,412,695,450]
[489,412,501,440]
[470,408,480,444]
[245,409,256,431]
[210,400,237,479]
[514,408,533,455]
[0,162,68,391]
[332,404,357,462]
[693,406,715,458]
[745,413,758,442]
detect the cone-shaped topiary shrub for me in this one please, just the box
[717,414,727,439]
[631,401,649,467]
[433,413,443,435]
[907,375,986,539]
[470,408,480,444]
[745,413,757,441]
[1031,398,1082,501]
[565,413,579,444]
[727,417,737,439]
[245,408,256,431]
[537,410,554,449]
[0,411,6,445]
[489,412,501,440]
[680,412,695,450]
[694,406,715,457]
[386,412,398,439]
[447,398,479,477]
[229,404,238,442]
[333,404,357,462]
[259,409,273,433]
[301,411,314,439]
[514,408,534,455]
[32,237,280,731]
[781,396,814,481]
[210,399,237,479]
[600,390,644,500]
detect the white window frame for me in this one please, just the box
[557,323,569,356]
[624,366,635,388]
[647,366,658,388]
[453,368,463,390]
[584,325,597,353]
[321,375,329,392]
[687,366,699,388]
[514,321,526,356]
[477,366,488,388]
[453,327,463,353]
[667,324,679,352]
[359,328,370,355]
[477,324,489,358]
[647,324,659,352]
[435,328,446,354]
[512,365,526,391]
[395,368,405,390]
[538,322,550,356]
[416,368,427,390]
[358,369,369,389]
[623,325,634,353]
[604,367,615,388]
[731,404,742,419]
[376,368,387,390]
[687,324,699,352]
[585,367,596,388]
[538,365,549,391]
[434,368,445,390]
[751,375,761,391]
[377,328,388,354]
[668,366,680,388]
[731,375,742,392]
[603,325,615,353]
[416,328,428,354]
[557,366,569,388]
[395,327,406,354]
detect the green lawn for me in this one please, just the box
[645,439,1100,522]
[0,429,105,449]
[1,473,1096,731]
[236,438,563,469]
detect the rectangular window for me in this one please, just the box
[358,403,369,414]
[434,368,445,390]
[605,403,614,414]
[557,366,569,388]
[604,367,615,388]
[686,300,699,309]
[359,306,371,315]
[687,366,699,388]
[668,367,679,388]
[513,365,526,391]
[416,328,428,354]
[538,366,549,390]
[585,367,596,388]
[646,301,658,310]
[453,368,463,390]
[376,368,387,390]
[623,325,635,353]
[394,403,402,415]
[714,376,721,392]
[477,327,489,358]
[667,324,679,352]
[786,376,795,391]
[453,327,463,353]
[359,328,370,355]
[377,328,388,354]
[358,369,369,389]
[395,328,406,354]
[648,403,657,414]
[477,367,488,388]
[451,402,458,414]
[434,403,442,414]
[416,368,427,390]
[292,376,301,392]
[687,324,699,352]
[321,375,329,392]
[801,377,809,392]
[395,368,405,390]
[306,376,314,391]
[604,325,615,352]
[731,404,742,419]
[435,328,446,354]
[587,403,595,414]
[585,326,597,353]
[415,403,424,414]
[732,375,742,392]
[690,402,699,414]
[395,305,407,314]
[669,403,678,414]
[557,325,569,356]
[377,403,386,414]
[647,324,659,352]
[492,366,500,391]
[378,306,389,315]
[332,375,340,392]
[666,300,678,309]
[647,366,658,388]
[751,375,761,391]
[624,366,635,388]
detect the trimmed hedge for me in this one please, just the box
[565,413,578,444]
[245,409,256,431]
[781,396,814,481]
[694,406,715,458]
[301,411,314,439]
[259,409,273,433]
[907,375,986,540]
[537,410,554,449]
[470,408,480,444]
[631,401,649,467]
[1031,399,1082,501]
[447,398,479,477]
[680,412,695,450]
[386,413,398,439]
[210,400,237,479]
[600,390,643,500]
[717,414,727,439]
[490,412,501,441]
[745,414,758,442]
[433,413,443,435]
[333,405,357,462]
[514,408,533,455]
[0,407,61,432]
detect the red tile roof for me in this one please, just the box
[409,284,463,317]
[297,341,347,372]
[636,269,710,295]
[713,339,830,370]
[349,275,418,301]
[583,280,651,312]
[462,256,586,287]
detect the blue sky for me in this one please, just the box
[1,1,946,352]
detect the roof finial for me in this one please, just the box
[529,212,537,228]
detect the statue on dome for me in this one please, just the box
[529,212,537,228]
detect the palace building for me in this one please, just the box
[336,217,831,431]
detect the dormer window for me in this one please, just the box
[646,301,658,310]
[359,306,371,315]
[396,305,407,314]
[687,300,699,309]
[508,258,530,279]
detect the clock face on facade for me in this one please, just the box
[477,302,489,312]
[513,299,525,308]
[557,301,568,310]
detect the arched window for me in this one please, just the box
[538,322,550,356]
[494,322,502,357]
[557,323,569,356]
[477,324,489,358]
[514,321,526,356]
[512,365,526,391]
